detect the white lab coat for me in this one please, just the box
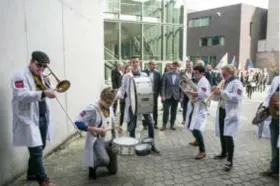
[76,101,115,167]
[214,78,243,137]
[11,67,54,147]
[262,75,279,108]
[184,76,211,132]
[119,71,147,124]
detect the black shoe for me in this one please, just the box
[151,146,161,154]
[154,126,159,129]
[89,167,97,180]
[261,169,279,177]
[26,174,37,181]
[170,127,176,130]
[213,154,227,160]
[224,161,233,172]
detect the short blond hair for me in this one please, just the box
[222,64,237,76]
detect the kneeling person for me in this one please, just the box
[74,87,120,179]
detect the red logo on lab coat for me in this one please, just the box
[237,89,242,95]
[80,111,86,117]
[15,80,24,88]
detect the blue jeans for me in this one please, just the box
[270,119,279,173]
[27,116,48,183]
[128,107,154,138]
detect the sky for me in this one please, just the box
[186,0,269,11]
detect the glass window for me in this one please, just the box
[201,56,209,64]
[209,56,217,66]
[104,0,120,19]
[143,24,162,60]
[121,23,142,60]
[200,37,208,47]
[164,0,184,24]
[200,17,210,27]
[189,16,210,27]
[212,36,220,46]
[104,22,119,60]
[165,26,183,60]
[143,0,162,23]
[120,0,142,21]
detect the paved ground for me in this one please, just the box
[11,88,279,186]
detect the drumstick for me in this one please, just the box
[105,126,121,132]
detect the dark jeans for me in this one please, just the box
[27,116,48,184]
[182,95,189,122]
[143,94,159,127]
[269,119,279,173]
[128,107,154,138]
[192,130,205,153]
[163,97,179,127]
[219,108,235,163]
[246,85,253,98]
[119,99,125,126]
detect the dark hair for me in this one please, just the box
[130,56,139,60]
[193,65,205,73]
[164,63,172,72]
[172,61,180,67]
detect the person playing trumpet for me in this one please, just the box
[212,64,243,171]
[184,65,211,160]
[74,87,122,180]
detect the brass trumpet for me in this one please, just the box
[44,66,71,93]
[204,79,225,104]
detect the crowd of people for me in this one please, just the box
[10,51,279,186]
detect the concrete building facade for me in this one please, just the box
[187,4,267,69]
[0,0,105,185]
[256,0,279,77]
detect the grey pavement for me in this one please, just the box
[11,88,279,186]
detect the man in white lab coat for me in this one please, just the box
[260,75,279,177]
[11,51,56,186]
[184,65,211,160]
[212,64,243,172]
[119,56,160,154]
[74,87,119,180]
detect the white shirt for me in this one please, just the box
[172,74,176,85]
[185,71,192,79]
[149,71,154,82]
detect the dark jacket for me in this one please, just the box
[143,69,161,97]
[111,68,122,89]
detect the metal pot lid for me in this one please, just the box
[135,143,152,151]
